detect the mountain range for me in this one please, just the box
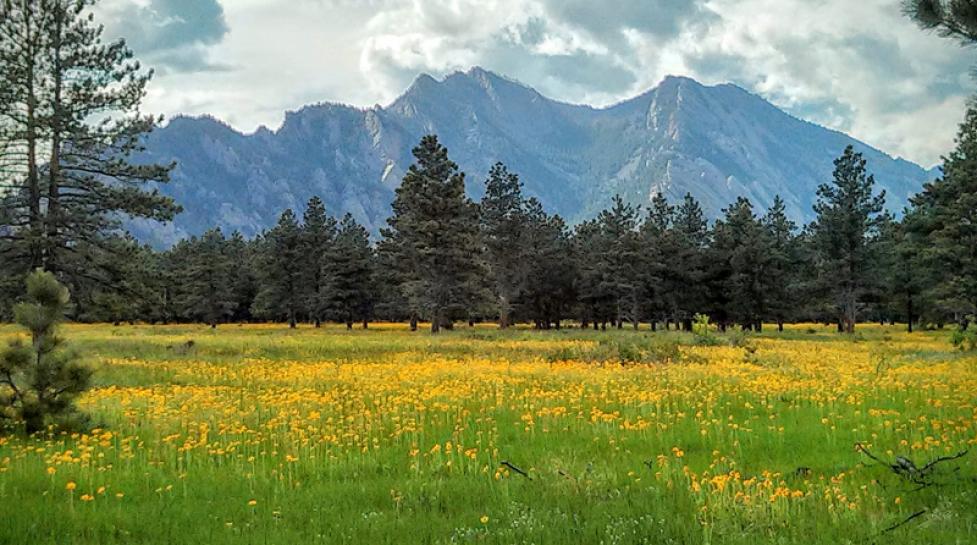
[130,67,939,246]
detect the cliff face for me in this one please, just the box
[131,68,934,246]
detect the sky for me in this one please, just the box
[96,0,976,168]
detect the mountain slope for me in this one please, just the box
[131,68,936,245]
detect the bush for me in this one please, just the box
[0,270,91,434]
[691,314,725,346]
[950,325,977,352]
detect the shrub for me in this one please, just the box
[691,314,724,346]
[950,325,977,352]
[0,270,91,434]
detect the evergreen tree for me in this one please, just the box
[573,219,613,329]
[0,0,180,287]
[877,216,926,331]
[381,135,481,333]
[712,197,771,330]
[597,195,643,329]
[0,269,91,434]
[904,0,977,43]
[480,163,528,328]
[672,193,710,330]
[302,196,337,327]
[178,229,236,328]
[640,193,676,330]
[763,196,799,331]
[522,198,575,329]
[225,231,258,323]
[906,104,977,327]
[811,145,886,333]
[321,214,374,329]
[253,210,305,328]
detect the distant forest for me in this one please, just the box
[1,1,976,334]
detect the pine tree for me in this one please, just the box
[480,163,528,328]
[673,193,710,330]
[573,219,613,329]
[381,135,481,334]
[597,195,643,329]
[0,269,91,434]
[225,231,258,323]
[811,145,886,333]
[712,197,771,330]
[0,1,47,274]
[0,0,180,285]
[301,196,337,327]
[179,229,236,328]
[763,196,799,331]
[253,209,305,328]
[522,198,575,329]
[321,214,374,329]
[906,104,977,327]
[877,216,926,331]
[904,0,977,43]
[640,193,676,330]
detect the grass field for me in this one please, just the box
[0,323,975,544]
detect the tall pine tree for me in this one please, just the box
[906,103,977,327]
[321,214,374,329]
[253,210,305,328]
[480,163,528,328]
[811,146,886,333]
[302,196,337,328]
[382,135,481,333]
[0,0,179,286]
[763,196,799,331]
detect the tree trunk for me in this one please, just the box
[346,320,353,330]
[650,321,657,332]
[24,10,43,271]
[45,10,65,273]
[362,319,369,329]
[499,295,510,329]
[778,321,784,332]
[314,318,321,329]
[431,309,441,334]
[410,315,418,332]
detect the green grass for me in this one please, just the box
[0,322,975,544]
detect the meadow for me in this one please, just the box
[0,323,974,544]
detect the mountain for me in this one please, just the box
[130,67,936,246]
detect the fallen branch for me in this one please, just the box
[919,450,969,475]
[882,509,927,533]
[855,443,969,485]
[500,460,532,480]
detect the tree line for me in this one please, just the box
[4,127,977,334]
[2,0,977,335]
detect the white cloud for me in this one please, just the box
[103,0,974,166]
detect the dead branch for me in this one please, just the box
[855,443,969,485]
[882,509,927,533]
[500,460,532,480]
[919,450,969,475]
